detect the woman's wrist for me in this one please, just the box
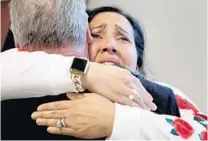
[80,62,94,91]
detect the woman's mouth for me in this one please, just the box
[98,56,121,66]
[102,62,117,66]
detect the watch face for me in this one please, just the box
[71,58,88,72]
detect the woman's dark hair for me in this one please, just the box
[87,6,145,68]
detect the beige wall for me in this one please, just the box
[88,0,207,112]
[1,1,11,49]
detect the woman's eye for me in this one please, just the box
[91,34,101,39]
[119,37,129,42]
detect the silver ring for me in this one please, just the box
[61,118,67,128]
[56,118,67,128]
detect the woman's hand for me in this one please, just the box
[82,62,157,111]
[31,93,115,139]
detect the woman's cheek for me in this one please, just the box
[122,49,138,70]
[88,44,97,61]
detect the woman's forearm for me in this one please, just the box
[108,103,206,140]
[1,49,77,100]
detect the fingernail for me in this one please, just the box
[47,127,53,133]
[154,105,158,110]
[151,104,157,111]
[36,118,42,125]
[37,106,42,111]
[31,112,37,120]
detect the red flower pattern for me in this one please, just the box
[165,94,207,140]
[175,94,199,113]
[199,130,208,140]
[172,118,194,139]
[194,113,208,121]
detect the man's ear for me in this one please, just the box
[86,26,93,44]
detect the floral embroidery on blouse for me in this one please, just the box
[166,118,194,139]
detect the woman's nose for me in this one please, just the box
[101,38,118,54]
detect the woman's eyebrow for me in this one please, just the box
[115,25,131,37]
[90,23,107,30]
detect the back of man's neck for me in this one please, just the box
[18,44,87,57]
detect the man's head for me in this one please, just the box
[10,0,90,56]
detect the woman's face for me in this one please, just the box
[89,12,138,71]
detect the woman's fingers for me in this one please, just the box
[36,118,57,127]
[129,88,150,110]
[31,110,67,120]
[112,87,139,107]
[133,77,157,111]
[47,127,76,136]
[37,100,71,111]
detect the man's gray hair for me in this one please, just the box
[10,0,87,48]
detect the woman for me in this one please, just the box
[86,6,180,115]
[31,6,207,140]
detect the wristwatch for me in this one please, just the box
[70,57,89,93]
